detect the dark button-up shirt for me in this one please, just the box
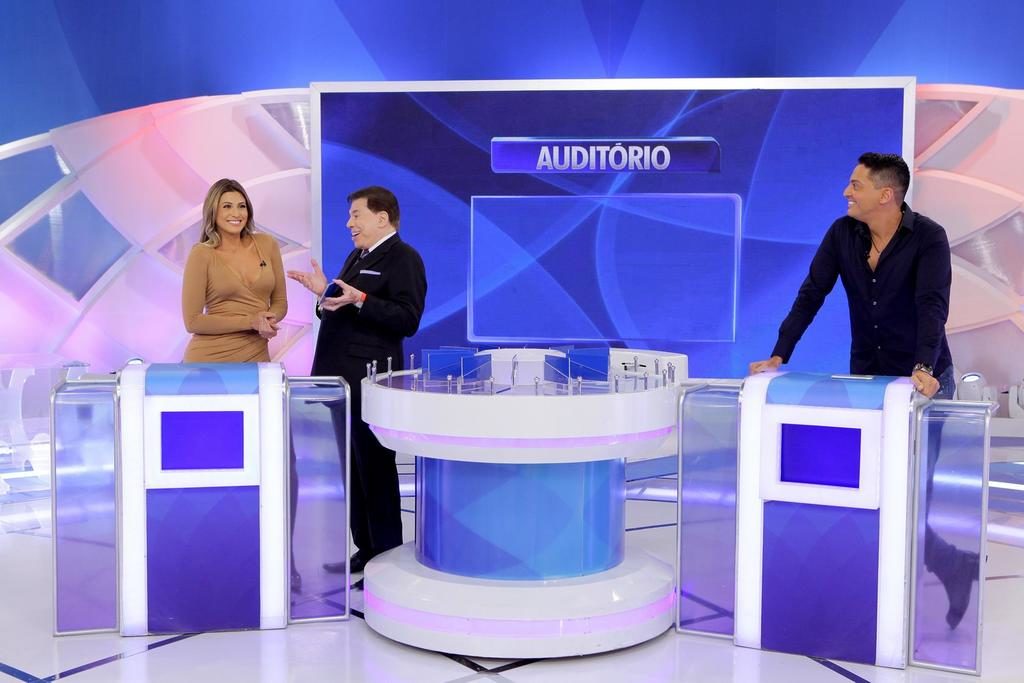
[771,203,953,377]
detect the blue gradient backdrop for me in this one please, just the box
[319,87,903,375]
[4,0,1023,146]
[2,1,1021,375]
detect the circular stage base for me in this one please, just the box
[363,544,675,658]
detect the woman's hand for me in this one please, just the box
[252,311,280,340]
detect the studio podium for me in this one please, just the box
[51,363,352,636]
[360,347,687,658]
[677,372,993,675]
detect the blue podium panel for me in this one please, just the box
[53,366,352,637]
[146,486,260,633]
[145,362,260,395]
[118,363,287,636]
[144,384,262,632]
[736,372,914,669]
[416,457,625,579]
[766,371,894,410]
[761,501,879,663]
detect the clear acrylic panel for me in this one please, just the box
[51,378,118,634]
[544,354,569,381]
[460,355,491,383]
[677,383,740,637]
[911,400,991,673]
[423,348,476,380]
[287,378,350,622]
[567,348,609,381]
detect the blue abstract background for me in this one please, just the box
[2,0,1022,378]
[319,87,904,375]
[5,0,1023,146]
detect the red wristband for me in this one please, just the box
[359,291,367,303]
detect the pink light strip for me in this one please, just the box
[368,425,673,449]
[364,589,675,638]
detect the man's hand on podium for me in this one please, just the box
[748,356,783,375]
[912,368,939,397]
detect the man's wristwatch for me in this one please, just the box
[912,363,934,377]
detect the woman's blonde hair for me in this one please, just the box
[199,178,256,247]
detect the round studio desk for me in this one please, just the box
[360,347,686,658]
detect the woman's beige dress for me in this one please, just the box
[181,232,287,362]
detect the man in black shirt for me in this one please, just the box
[750,153,977,629]
[749,152,951,397]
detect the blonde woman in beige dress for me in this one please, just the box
[182,179,287,362]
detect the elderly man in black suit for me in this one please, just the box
[288,185,427,577]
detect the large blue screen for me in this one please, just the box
[317,83,906,377]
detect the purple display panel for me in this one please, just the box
[677,385,739,636]
[912,402,989,673]
[52,381,118,633]
[287,380,349,621]
[146,486,260,633]
[761,501,879,665]
[780,423,861,488]
[161,411,243,470]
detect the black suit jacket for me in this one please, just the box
[311,234,427,382]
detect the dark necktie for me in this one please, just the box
[359,249,368,259]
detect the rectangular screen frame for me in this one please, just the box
[759,403,882,510]
[309,77,916,344]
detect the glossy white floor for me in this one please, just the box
[2,480,1022,682]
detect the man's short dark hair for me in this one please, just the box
[858,152,910,201]
[348,185,400,228]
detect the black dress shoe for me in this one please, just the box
[323,551,373,575]
[942,550,980,630]
[351,550,372,573]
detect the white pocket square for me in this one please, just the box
[359,269,381,276]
